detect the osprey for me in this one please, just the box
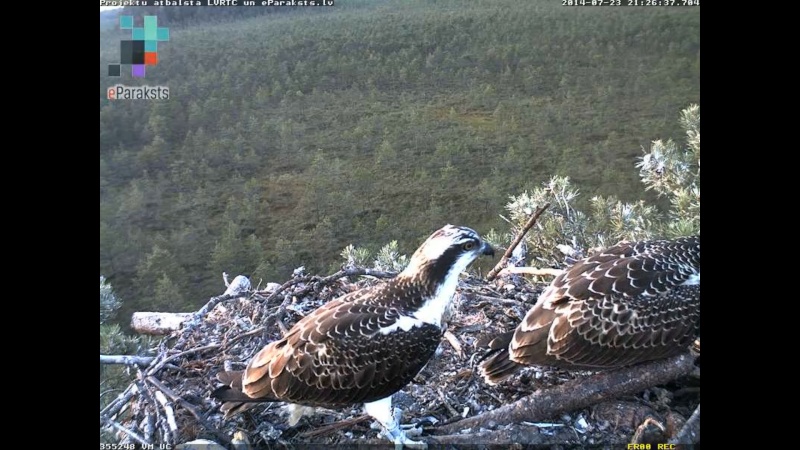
[212,225,494,446]
[479,236,699,385]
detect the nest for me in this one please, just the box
[99,268,700,448]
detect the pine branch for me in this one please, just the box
[487,203,551,281]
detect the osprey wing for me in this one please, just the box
[242,288,443,408]
[511,236,700,368]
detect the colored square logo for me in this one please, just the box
[108,15,169,79]
[144,52,158,66]
[144,16,158,41]
[132,65,146,78]
[119,15,133,29]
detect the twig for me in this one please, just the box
[225,326,266,347]
[443,330,464,359]
[299,414,371,439]
[135,367,165,438]
[464,292,528,307]
[147,344,221,376]
[100,355,156,366]
[104,419,149,446]
[153,390,179,444]
[100,388,123,400]
[146,376,234,448]
[293,267,397,299]
[497,267,564,278]
[438,388,459,418]
[100,385,137,426]
[276,319,289,336]
[487,203,551,281]
[262,276,310,305]
[170,292,254,350]
[668,404,700,444]
[437,353,695,434]
[143,411,156,443]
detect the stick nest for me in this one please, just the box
[100,268,700,448]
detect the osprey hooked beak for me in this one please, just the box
[481,242,495,257]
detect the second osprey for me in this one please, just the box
[479,236,700,384]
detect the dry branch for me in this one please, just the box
[497,267,564,278]
[147,344,220,377]
[100,355,156,366]
[487,203,551,281]
[105,419,150,446]
[153,390,179,444]
[436,353,696,435]
[443,330,463,359]
[299,414,371,439]
[463,292,529,307]
[100,385,137,426]
[131,312,194,335]
[146,376,234,448]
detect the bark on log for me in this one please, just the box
[131,312,193,335]
[436,353,695,435]
[100,355,156,366]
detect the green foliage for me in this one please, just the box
[340,240,409,272]
[374,241,409,272]
[498,105,700,267]
[100,1,699,320]
[100,323,143,356]
[100,278,156,421]
[134,243,190,311]
[100,276,121,324]
[341,244,372,268]
[636,104,700,237]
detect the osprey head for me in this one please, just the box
[402,224,494,285]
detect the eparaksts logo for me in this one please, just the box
[107,85,170,100]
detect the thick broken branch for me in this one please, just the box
[100,355,156,366]
[436,353,695,434]
[131,312,194,335]
[487,203,551,281]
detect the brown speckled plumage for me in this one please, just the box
[480,236,700,385]
[212,225,495,423]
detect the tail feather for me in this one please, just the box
[211,371,278,419]
[477,332,523,385]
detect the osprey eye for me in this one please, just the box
[462,241,476,251]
